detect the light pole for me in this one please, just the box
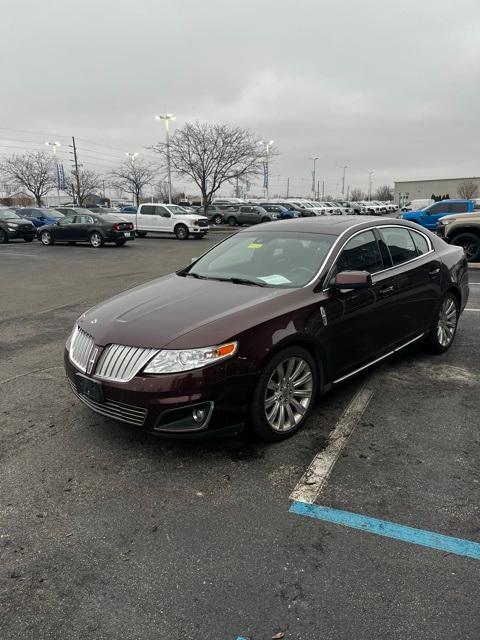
[368,170,374,201]
[340,165,348,196]
[259,140,274,199]
[155,113,176,204]
[45,141,61,203]
[310,157,319,199]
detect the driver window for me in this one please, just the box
[335,231,383,274]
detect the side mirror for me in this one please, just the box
[333,271,372,289]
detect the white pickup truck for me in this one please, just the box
[120,203,209,240]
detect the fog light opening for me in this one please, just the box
[192,407,207,424]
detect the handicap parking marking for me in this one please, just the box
[289,501,480,561]
[290,381,374,504]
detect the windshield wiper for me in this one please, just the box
[214,277,268,287]
[185,272,208,279]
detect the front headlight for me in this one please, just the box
[144,342,237,374]
[440,219,453,225]
[7,223,18,228]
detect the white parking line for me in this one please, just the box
[290,381,374,504]
[465,308,480,312]
[0,252,39,257]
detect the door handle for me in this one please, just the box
[429,267,440,276]
[379,285,395,296]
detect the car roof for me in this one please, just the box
[236,215,422,236]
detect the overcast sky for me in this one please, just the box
[1,0,480,197]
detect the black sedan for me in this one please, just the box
[38,213,135,248]
[0,209,36,243]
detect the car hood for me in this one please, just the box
[5,217,33,225]
[438,212,473,222]
[402,211,424,220]
[78,274,300,350]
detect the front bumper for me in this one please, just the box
[7,227,35,239]
[64,349,256,437]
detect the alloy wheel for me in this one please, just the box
[437,297,457,347]
[461,240,478,260]
[264,357,313,432]
[90,232,103,248]
[41,231,51,245]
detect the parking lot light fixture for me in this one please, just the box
[125,152,139,161]
[45,141,61,155]
[155,114,176,204]
[259,140,274,199]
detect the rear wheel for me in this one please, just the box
[424,292,459,354]
[89,231,104,248]
[175,224,189,240]
[250,346,318,441]
[0,229,8,243]
[227,217,237,226]
[115,239,127,246]
[136,231,147,238]
[40,230,53,245]
[450,232,480,262]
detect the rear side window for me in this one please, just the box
[140,205,155,215]
[410,230,430,255]
[449,202,468,213]
[380,228,418,266]
[336,231,383,274]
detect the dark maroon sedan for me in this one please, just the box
[65,217,469,441]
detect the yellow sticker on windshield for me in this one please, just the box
[248,243,263,249]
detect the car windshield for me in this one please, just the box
[167,205,189,214]
[0,209,20,220]
[185,231,336,288]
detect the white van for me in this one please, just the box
[121,203,209,240]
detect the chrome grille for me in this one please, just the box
[70,382,147,426]
[69,326,95,373]
[94,344,158,382]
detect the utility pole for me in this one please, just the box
[310,157,319,199]
[368,171,374,201]
[317,179,320,200]
[321,181,325,200]
[71,136,81,205]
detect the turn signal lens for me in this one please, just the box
[144,342,238,374]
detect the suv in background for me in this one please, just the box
[0,208,36,242]
[196,205,225,225]
[224,205,278,226]
[437,209,480,262]
[402,199,476,230]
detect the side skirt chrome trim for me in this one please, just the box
[332,333,426,385]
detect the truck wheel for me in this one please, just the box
[175,224,189,240]
[136,231,147,238]
[451,233,480,262]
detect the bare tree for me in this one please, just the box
[109,158,157,206]
[0,152,56,206]
[350,188,367,201]
[151,121,270,206]
[64,168,101,206]
[457,180,478,200]
[374,184,393,201]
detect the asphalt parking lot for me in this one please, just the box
[1,232,479,640]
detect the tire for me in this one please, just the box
[0,229,8,243]
[424,292,459,354]
[136,231,147,238]
[213,215,223,226]
[89,231,104,248]
[249,346,318,441]
[227,217,237,227]
[450,233,480,262]
[261,217,270,223]
[175,224,189,240]
[115,239,127,246]
[24,238,34,242]
[40,230,54,246]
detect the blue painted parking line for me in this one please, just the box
[290,501,480,560]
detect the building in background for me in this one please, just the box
[394,176,480,206]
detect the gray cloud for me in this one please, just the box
[2,0,479,196]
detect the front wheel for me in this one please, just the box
[424,292,459,354]
[89,231,104,248]
[213,214,223,226]
[175,224,189,240]
[0,229,8,243]
[450,232,480,262]
[249,346,318,441]
[40,230,53,246]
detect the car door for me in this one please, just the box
[137,205,158,232]
[418,202,450,229]
[53,215,76,241]
[319,229,388,379]
[376,226,442,341]
[155,206,173,232]
[75,215,95,241]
